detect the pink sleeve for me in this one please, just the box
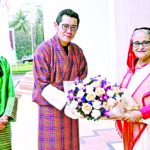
[140,93,150,119]
[140,105,150,119]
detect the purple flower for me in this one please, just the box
[99,96,104,101]
[100,107,106,116]
[67,92,74,101]
[77,97,82,103]
[101,80,107,87]
[75,87,79,92]
[91,77,98,82]
[99,94,109,101]
[88,101,93,106]
[103,94,109,100]
[105,86,111,91]
[104,110,111,117]
[74,77,82,84]
[81,96,86,102]
[68,90,73,94]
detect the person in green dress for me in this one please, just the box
[0,56,18,150]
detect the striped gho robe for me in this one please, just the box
[32,33,88,150]
[0,56,18,150]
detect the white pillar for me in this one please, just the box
[0,0,12,65]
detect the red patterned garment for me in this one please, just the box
[32,33,88,150]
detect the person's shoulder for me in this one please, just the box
[37,34,56,49]
[71,42,83,52]
[0,56,8,63]
[36,39,52,53]
[0,56,10,69]
[37,39,50,49]
[70,42,85,55]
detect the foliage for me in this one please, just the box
[9,5,44,60]
[10,10,29,33]
[12,62,33,75]
[35,8,44,46]
[15,31,32,60]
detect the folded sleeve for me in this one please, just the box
[4,97,18,121]
[42,84,67,110]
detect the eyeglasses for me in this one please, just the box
[132,41,150,48]
[62,24,78,32]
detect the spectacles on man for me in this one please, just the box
[132,41,150,48]
[62,24,78,32]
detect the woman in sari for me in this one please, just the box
[0,56,18,150]
[116,27,150,150]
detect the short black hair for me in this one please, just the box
[56,9,80,26]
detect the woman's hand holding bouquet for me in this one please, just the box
[108,88,141,120]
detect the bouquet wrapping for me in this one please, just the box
[64,75,140,121]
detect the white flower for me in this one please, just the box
[70,100,78,109]
[70,84,77,91]
[77,83,84,89]
[112,86,120,94]
[107,90,115,97]
[93,81,101,87]
[91,109,101,119]
[86,92,96,101]
[107,98,116,108]
[82,103,92,114]
[86,85,94,93]
[92,100,101,109]
[73,109,84,118]
[83,78,91,84]
[76,90,85,98]
[115,95,121,101]
[95,87,105,96]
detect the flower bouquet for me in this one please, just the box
[64,75,126,121]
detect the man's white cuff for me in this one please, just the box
[41,84,67,110]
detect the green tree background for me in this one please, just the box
[9,6,44,60]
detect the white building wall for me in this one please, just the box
[42,0,150,84]
[114,0,150,82]
[42,0,117,83]
[0,0,12,64]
